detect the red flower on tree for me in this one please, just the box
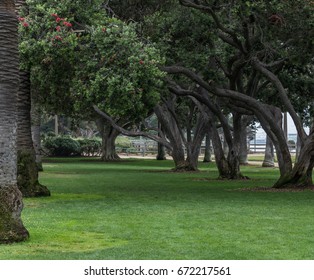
[56,17,61,23]
[22,22,29,27]
[63,21,72,27]
[56,26,61,32]
[54,35,63,41]
[51,13,58,18]
[139,60,144,65]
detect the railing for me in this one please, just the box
[117,140,297,156]
[248,143,296,153]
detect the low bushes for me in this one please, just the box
[77,139,102,156]
[43,136,101,157]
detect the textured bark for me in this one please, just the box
[154,105,187,170]
[101,127,120,161]
[31,92,43,171]
[156,142,167,160]
[185,112,210,171]
[0,1,29,243]
[17,72,50,197]
[295,134,301,163]
[263,106,292,176]
[210,121,245,179]
[273,134,314,188]
[237,119,249,165]
[210,125,231,178]
[96,119,120,161]
[262,135,275,167]
[156,122,166,160]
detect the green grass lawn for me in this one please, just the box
[1,157,313,260]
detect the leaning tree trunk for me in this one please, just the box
[210,123,233,178]
[156,122,166,160]
[154,105,189,171]
[16,72,50,197]
[295,134,301,163]
[262,135,275,167]
[210,118,245,179]
[0,1,29,243]
[185,112,210,171]
[273,134,314,188]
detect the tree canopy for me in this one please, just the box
[18,0,165,123]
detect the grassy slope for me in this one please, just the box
[1,158,313,260]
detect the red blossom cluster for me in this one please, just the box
[50,13,73,44]
[63,21,72,27]
[51,13,72,28]
[54,35,63,41]
[18,16,29,27]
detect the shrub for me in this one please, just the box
[43,136,81,157]
[115,136,131,149]
[77,138,102,156]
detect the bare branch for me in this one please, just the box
[252,58,307,141]
[93,105,172,150]
[179,0,245,53]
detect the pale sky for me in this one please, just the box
[256,113,309,139]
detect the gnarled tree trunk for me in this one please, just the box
[155,104,199,172]
[210,119,245,179]
[96,118,120,161]
[273,134,314,188]
[0,0,29,243]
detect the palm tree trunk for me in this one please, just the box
[0,0,29,243]
[15,0,50,197]
[17,72,50,197]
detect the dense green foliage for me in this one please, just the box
[18,0,165,122]
[43,136,102,157]
[43,136,81,156]
[1,158,314,259]
[77,139,102,156]
[74,19,164,122]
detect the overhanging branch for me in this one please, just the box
[93,105,172,150]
